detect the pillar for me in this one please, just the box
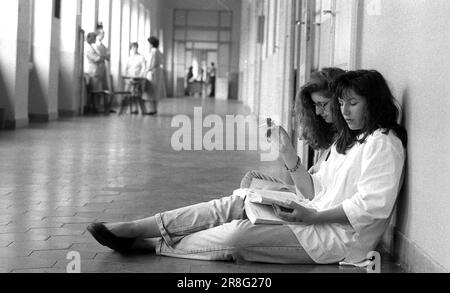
[144,9,151,60]
[130,0,139,44]
[59,0,83,116]
[121,0,131,68]
[81,0,98,33]
[0,0,32,129]
[28,0,60,121]
[110,0,123,89]
[138,4,146,51]
[98,0,112,48]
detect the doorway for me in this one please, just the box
[172,9,232,98]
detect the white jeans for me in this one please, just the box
[154,195,315,264]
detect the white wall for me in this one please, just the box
[357,0,450,272]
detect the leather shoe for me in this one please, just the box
[87,222,136,253]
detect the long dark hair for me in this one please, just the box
[331,70,408,154]
[295,67,346,150]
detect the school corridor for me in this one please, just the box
[0,97,404,273]
[0,0,449,273]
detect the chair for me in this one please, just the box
[120,77,147,115]
[86,75,131,115]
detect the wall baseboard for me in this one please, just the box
[29,112,58,123]
[59,110,79,117]
[4,118,29,130]
[394,230,448,273]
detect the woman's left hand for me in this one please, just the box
[273,201,318,225]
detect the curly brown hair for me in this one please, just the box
[294,68,346,150]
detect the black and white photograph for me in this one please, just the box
[0,0,448,279]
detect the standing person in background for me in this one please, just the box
[143,36,167,116]
[185,66,195,96]
[122,42,147,115]
[85,32,107,113]
[95,24,114,113]
[208,62,217,98]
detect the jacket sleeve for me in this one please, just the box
[86,47,102,63]
[342,136,405,234]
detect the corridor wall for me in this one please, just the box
[238,0,450,273]
[356,0,450,273]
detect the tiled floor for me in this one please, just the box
[0,98,403,273]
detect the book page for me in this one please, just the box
[247,189,302,207]
[249,178,293,192]
[244,200,287,225]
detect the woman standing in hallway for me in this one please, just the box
[122,42,148,115]
[88,70,406,265]
[85,32,108,113]
[241,67,345,195]
[95,25,111,89]
[143,36,167,115]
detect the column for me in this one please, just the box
[130,0,139,44]
[28,0,60,121]
[138,4,146,51]
[121,0,131,66]
[59,0,83,116]
[144,9,151,61]
[0,0,32,129]
[98,0,112,47]
[110,0,123,89]
[81,0,98,33]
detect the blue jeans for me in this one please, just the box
[154,195,315,264]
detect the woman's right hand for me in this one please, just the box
[267,124,295,156]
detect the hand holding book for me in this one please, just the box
[240,189,318,225]
[272,201,318,225]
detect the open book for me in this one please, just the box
[248,178,295,193]
[234,188,305,225]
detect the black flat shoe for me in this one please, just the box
[87,223,136,253]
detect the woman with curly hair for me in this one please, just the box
[240,67,345,194]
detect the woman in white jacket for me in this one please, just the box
[143,36,167,115]
[88,70,407,265]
